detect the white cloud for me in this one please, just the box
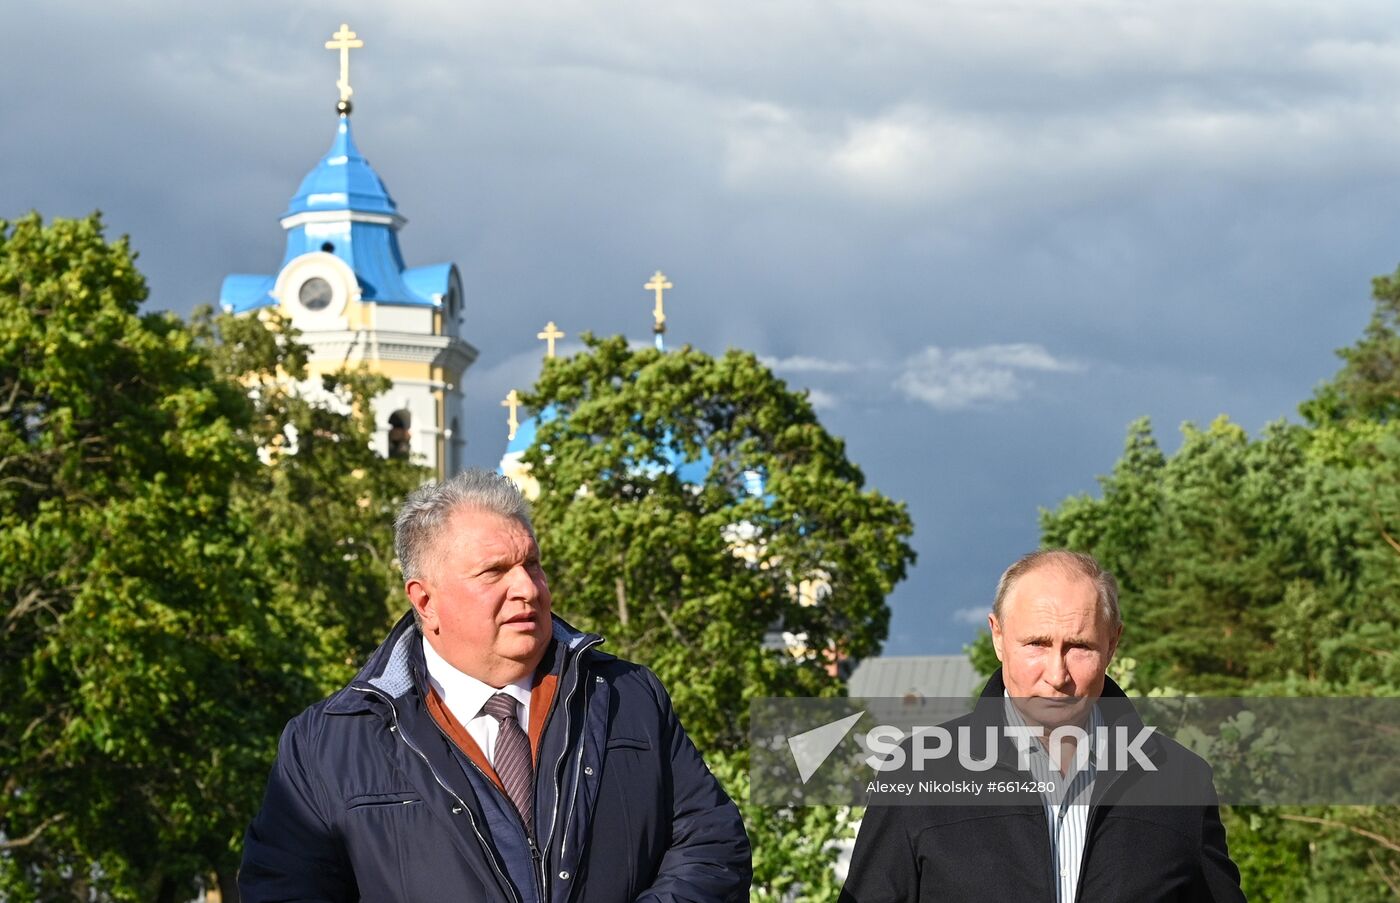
[804,388,840,410]
[894,343,1085,411]
[952,605,990,626]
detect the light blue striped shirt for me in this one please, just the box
[1003,695,1102,903]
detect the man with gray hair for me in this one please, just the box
[240,469,751,901]
[841,549,1244,902]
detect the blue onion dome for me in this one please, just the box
[284,116,398,218]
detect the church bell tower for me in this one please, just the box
[219,24,477,477]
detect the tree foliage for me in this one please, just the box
[708,752,857,903]
[192,306,421,677]
[1039,416,1399,693]
[522,334,915,754]
[0,214,421,900]
[1302,264,1400,424]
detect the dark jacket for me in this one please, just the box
[239,612,751,902]
[840,670,1245,902]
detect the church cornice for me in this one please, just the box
[299,330,479,372]
[280,209,407,231]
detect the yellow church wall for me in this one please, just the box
[434,388,446,479]
[344,297,373,330]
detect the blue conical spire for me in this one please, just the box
[283,115,398,218]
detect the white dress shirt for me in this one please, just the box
[1004,693,1101,903]
[422,637,532,768]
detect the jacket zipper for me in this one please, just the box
[1074,770,1128,902]
[527,832,543,899]
[1071,803,1099,903]
[353,686,523,903]
[541,636,604,881]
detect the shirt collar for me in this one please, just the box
[421,635,533,719]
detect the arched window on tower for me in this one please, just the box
[450,417,461,475]
[388,410,412,460]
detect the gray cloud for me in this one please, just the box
[2,0,1395,654]
[952,606,990,627]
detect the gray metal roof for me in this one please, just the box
[847,655,983,700]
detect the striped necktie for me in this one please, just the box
[483,693,534,834]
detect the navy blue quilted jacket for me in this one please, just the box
[239,612,751,902]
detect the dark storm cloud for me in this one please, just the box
[5,1,1400,653]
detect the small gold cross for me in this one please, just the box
[325,24,364,105]
[536,321,565,359]
[501,389,522,441]
[645,270,672,334]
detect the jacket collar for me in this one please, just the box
[325,610,603,716]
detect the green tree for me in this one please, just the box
[0,213,285,900]
[0,215,423,901]
[708,753,857,902]
[521,334,914,898]
[522,334,915,753]
[1035,415,1400,695]
[1303,265,1400,424]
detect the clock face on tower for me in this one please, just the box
[299,276,334,311]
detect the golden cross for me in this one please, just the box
[501,389,522,441]
[645,270,672,333]
[325,24,364,105]
[536,321,565,358]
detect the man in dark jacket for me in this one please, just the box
[841,550,1245,902]
[239,470,751,902]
